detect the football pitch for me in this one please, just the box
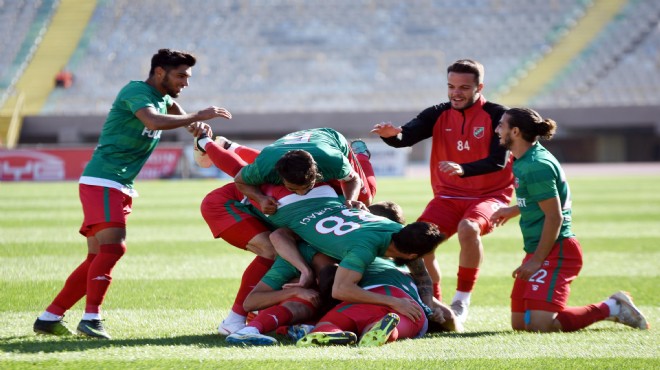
[1,174,658,369]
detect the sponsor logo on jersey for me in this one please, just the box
[514,177,520,188]
[141,127,162,139]
[517,198,526,208]
[473,126,485,139]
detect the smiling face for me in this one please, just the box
[447,72,483,110]
[158,65,191,98]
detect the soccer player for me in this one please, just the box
[232,128,376,214]
[371,59,514,324]
[33,49,232,339]
[490,107,649,332]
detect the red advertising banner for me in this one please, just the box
[0,147,182,181]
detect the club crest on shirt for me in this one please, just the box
[473,127,485,139]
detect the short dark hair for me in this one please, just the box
[368,201,405,224]
[149,49,196,76]
[447,59,484,84]
[392,222,445,256]
[505,107,557,142]
[274,150,321,186]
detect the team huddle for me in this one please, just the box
[32,49,649,345]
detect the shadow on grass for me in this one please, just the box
[0,333,288,354]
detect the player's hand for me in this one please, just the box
[370,122,401,138]
[283,268,315,289]
[491,206,519,227]
[513,259,543,281]
[390,297,423,321]
[196,106,232,121]
[186,121,213,137]
[258,196,279,215]
[345,199,368,211]
[439,161,464,176]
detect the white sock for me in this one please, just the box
[227,142,241,151]
[198,137,212,151]
[82,312,102,321]
[38,311,62,321]
[225,310,247,323]
[235,326,259,335]
[453,291,472,304]
[604,298,620,317]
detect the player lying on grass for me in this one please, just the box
[491,107,649,332]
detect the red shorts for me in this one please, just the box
[511,237,583,313]
[319,286,425,339]
[78,184,132,237]
[417,196,509,237]
[200,183,270,249]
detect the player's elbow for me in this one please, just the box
[331,282,351,301]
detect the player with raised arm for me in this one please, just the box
[372,59,513,325]
[33,49,231,339]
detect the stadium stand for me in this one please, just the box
[38,0,607,114]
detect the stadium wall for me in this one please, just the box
[19,105,660,162]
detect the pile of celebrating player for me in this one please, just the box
[32,50,649,344]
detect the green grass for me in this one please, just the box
[1,176,659,369]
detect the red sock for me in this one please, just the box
[433,282,442,301]
[456,266,479,293]
[231,256,274,316]
[47,253,97,316]
[85,243,125,313]
[356,154,377,201]
[234,146,260,164]
[249,305,293,333]
[555,303,610,332]
[205,142,248,177]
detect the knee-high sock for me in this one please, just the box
[85,243,126,313]
[456,266,479,293]
[555,303,610,332]
[232,256,274,316]
[356,154,377,200]
[248,305,293,333]
[47,253,97,316]
[234,146,259,164]
[204,142,248,177]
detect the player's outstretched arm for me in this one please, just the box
[135,105,231,131]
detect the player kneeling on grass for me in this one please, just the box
[491,107,649,332]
